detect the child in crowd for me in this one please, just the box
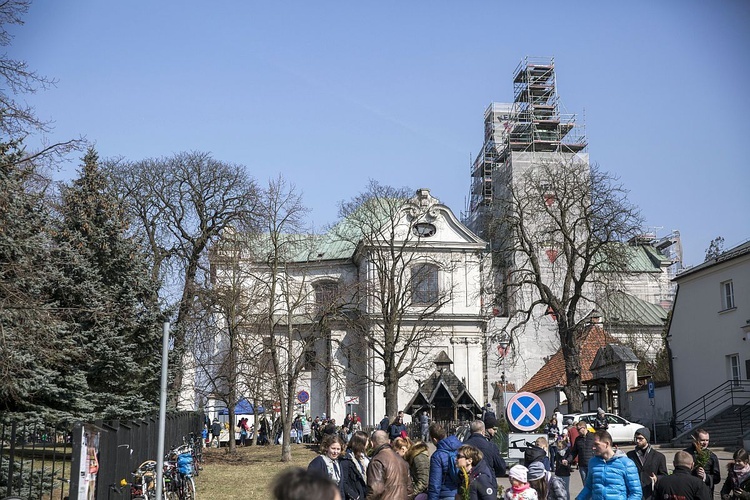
[504,464,538,500]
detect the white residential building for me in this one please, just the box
[668,240,750,420]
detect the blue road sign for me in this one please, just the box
[297,390,310,404]
[648,381,655,399]
[506,392,546,432]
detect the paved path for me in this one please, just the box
[563,444,735,499]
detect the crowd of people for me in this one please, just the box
[266,406,746,500]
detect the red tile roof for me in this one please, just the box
[519,324,618,394]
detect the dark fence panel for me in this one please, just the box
[95,412,201,500]
[0,418,73,500]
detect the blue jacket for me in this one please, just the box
[428,435,462,500]
[576,450,642,500]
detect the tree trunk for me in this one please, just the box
[384,367,400,418]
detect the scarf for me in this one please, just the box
[733,463,750,488]
[322,455,341,484]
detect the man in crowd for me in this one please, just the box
[576,430,641,500]
[427,422,462,500]
[420,411,430,442]
[366,430,413,500]
[463,418,507,490]
[563,420,594,482]
[653,450,711,500]
[625,427,667,500]
[683,428,721,496]
[210,418,222,448]
[379,414,390,431]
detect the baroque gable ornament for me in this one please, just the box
[405,188,440,222]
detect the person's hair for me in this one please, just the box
[693,428,709,440]
[535,436,548,449]
[347,430,369,458]
[529,477,548,500]
[550,417,557,424]
[594,430,613,446]
[470,420,485,434]
[272,467,339,500]
[405,441,429,464]
[429,422,446,441]
[319,433,343,454]
[457,444,483,466]
[576,421,587,430]
[392,436,412,451]
[673,450,694,468]
[370,429,389,447]
[734,449,750,464]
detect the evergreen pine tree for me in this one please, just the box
[0,141,91,420]
[53,148,163,419]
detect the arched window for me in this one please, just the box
[411,263,439,304]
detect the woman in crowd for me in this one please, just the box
[721,448,750,499]
[388,414,407,441]
[551,434,571,500]
[455,444,497,500]
[527,461,567,500]
[405,441,430,500]
[308,434,346,498]
[392,436,412,458]
[340,430,369,500]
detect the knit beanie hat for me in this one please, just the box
[635,427,650,442]
[508,464,528,483]
[527,461,547,481]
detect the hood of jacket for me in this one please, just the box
[437,434,462,452]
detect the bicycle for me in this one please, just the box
[163,446,196,500]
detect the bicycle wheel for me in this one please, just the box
[183,476,196,500]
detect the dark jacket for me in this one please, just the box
[388,422,407,440]
[684,443,721,494]
[463,432,507,488]
[340,452,368,500]
[461,459,497,500]
[654,465,711,500]
[210,421,222,437]
[566,432,594,469]
[553,446,571,477]
[366,443,413,500]
[428,434,462,500]
[625,446,668,500]
[721,462,750,500]
[379,417,390,431]
[308,455,346,499]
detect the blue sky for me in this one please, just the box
[12,1,750,266]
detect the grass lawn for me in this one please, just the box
[197,444,319,500]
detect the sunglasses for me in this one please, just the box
[457,454,466,459]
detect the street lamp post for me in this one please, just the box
[498,335,510,415]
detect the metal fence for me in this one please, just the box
[92,412,202,500]
[0,418,73,500]
[1,412,201,500]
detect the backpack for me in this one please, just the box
[441,448,461,485]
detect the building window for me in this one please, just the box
[411,263,439,304]
[729,354,741,386]
[721,280,735,311]
[314,281,339,313]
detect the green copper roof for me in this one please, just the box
[602,290,669,327]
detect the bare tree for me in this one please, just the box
[335,181,461,417]
[210,176,328,462]
[490,159,643,412]
[106,152,260,407]
[0,1,82,167]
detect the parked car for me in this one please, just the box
[563,412,642,443]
